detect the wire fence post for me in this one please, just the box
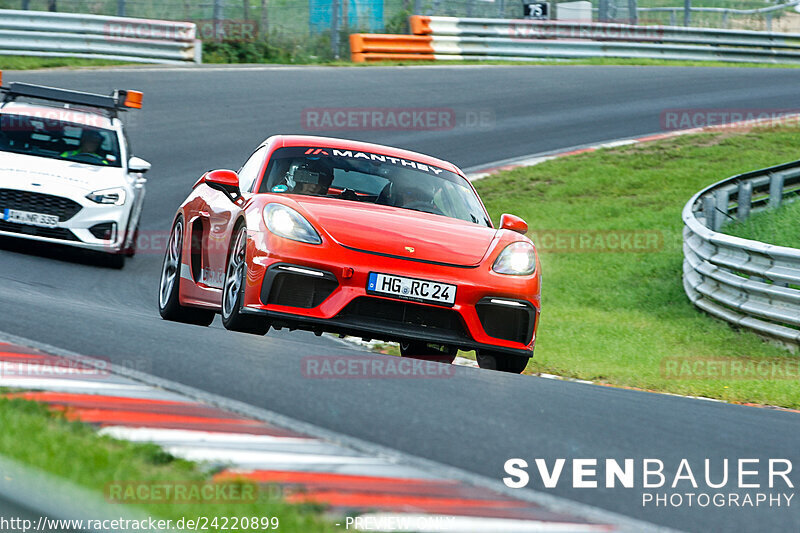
[21,0,30,9]
[684,0,691,26]
[48,0,56,12]
[331,0,340,59]
[213,0,225,39]
[260,0,269,37]
[117,0,125,17]
[628,0,638,24]
[598,0,610,22]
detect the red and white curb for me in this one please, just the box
[466,114,800,181]
[0,341,619,532]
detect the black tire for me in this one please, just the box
[124,221,139,258]
[158,216,215,326]
[476,350,530,374]
[105,252,126,269]
[399,341,456,364]
[221,224,270,335]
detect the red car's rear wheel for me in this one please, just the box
[158,217,215,326]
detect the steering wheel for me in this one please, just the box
[404,201,444,216]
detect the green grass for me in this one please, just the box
[725,199,800,249]
[0,395,338,532]
[474,127,800,409]
[0,56,130,70]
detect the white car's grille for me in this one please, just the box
[0,188,82,221]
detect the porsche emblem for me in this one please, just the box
[405,246,415,253]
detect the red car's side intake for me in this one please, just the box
[158,135,540,373]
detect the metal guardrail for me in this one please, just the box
[0,9,200,64]
[350,16,800,64]
[682,160,800,347]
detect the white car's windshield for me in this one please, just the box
[259,146,491,227]
[0,112,121,168]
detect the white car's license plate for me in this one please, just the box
[1,208,59,228]
[367,272,456,306]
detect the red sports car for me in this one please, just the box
[158,135,540,373]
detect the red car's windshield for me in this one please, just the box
[259,146,491,227]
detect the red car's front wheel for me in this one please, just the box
[477,350,530,374]
[221,225,270,335]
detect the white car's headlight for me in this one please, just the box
[263,203,321,245]
[86,187,126,206]
[493,241,536,276]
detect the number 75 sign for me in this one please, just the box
[523,1,550,20]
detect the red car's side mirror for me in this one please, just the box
[200,169,241,202]
[500,213,528,235]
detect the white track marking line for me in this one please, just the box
[453,356,478,368]
[98,426,312,444]
[0,377,151,391]
[163,445,393,466]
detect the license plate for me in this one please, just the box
[367,272,456,306]
[1,208,59,228]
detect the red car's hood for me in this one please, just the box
[294,197,495,266]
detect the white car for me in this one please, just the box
[0,80,149,268]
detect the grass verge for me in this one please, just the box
[0,56,130,70]
[724,199,800,249]
[0,394,337,532]
[474,126,800,408]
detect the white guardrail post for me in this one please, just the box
[396,16,800,64]
[0,9,200,64]
[682,160,800,348]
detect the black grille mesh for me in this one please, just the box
[337,297,468,337]
[476,302,533,344]
[0,189,82,221]
[267,272,338,308]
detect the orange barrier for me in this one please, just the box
[409,15,433,35]
[349,33,434,62]
[352,52,437,62]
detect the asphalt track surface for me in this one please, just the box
[0,65,799,533]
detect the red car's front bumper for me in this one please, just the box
[240,229,540,358]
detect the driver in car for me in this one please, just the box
[287,161,333,195]
[60,129,108,165]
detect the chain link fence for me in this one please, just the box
[2,0,799,61]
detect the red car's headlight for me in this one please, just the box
[493,241,536,276]
[263,203,322,245]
